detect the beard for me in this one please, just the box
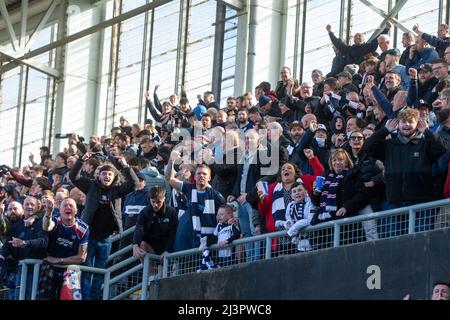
[400,128,415,138]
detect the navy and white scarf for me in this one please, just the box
[319,170,348,215]
[190,186,218,239]
[272,179,303,222]
[286,199,305,222]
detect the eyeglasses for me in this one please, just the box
[350,136,364,141]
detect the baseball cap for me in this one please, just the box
[417,99,432,111]
[316,124,328,132]
[418,64,432,73]
[336,71,352,80]
[136,171,146,181]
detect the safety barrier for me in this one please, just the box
[13,198,450,300]
[17,253,161,300]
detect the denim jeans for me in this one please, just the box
[81,238,112,300]
[9,266,33,300]
[238,203,260,262]
[415,209,435,232]
[378,202,402,238]
[378,203,435,237]
[360,205,379,241]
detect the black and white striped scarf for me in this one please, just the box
[319,170,348,214]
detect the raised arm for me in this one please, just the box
[406,68,419,106]
[145,90,162,122]
[165,151,183,192]
[0,200,8,235]
[414,23,450,52]
[69,154,93,194]
[153,85,163,113]
[42,197,56,232]
[369,83,395,118]
[117,157,140,197]
[327,25,348,53]
[9,168,33,188]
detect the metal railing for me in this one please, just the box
[160,199,450,278]
[13,198,450,300]
[18,252,161,300]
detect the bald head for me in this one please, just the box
[69,187,86,206]
[7,201,24,222]
[267,122,283,141]
[60,198,78,222]
[301,113,317,129]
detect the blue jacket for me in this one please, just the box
[405,47,440,70]
[371,85,399,119]
[406,77,440,106]
[122,189,150,217]
[421,33,450,57]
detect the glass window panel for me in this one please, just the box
[0,69,20,166]
[220,7,238,105]
[302,0,342,81]
[184,0,216,99]
[114,0,146,123]
[148,0,180,108]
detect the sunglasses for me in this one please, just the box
[350,136,364,141]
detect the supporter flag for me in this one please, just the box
[60,266,82,300]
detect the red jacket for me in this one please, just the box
[444,162,450,198]
[258,156,325,234]
[10,169,33,188]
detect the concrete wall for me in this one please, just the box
[156,228,450,300]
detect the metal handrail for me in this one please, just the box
[18,198,450,300]
[19,252,162,300]
[159,198,450,261]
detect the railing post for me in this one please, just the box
[333,223,340,247]
[408,209,415,234]
[19,263,28,300]
[102,272,111,300]
[31,263,41,300]
[265,235,272,259]
[162,255,169,279]
[141,255,150,300]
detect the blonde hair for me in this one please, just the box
[328,148,354,169]
[398,107,420,123]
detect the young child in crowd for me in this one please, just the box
[214,204,241,267]
[285,182,315,252]
[197,204,240,271]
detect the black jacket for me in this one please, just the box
[349,150,385,210]
[211,147,239,198]
[1,218,48,260]
[132,204,178,254]
[311,167,368,224]
[69,159,140,235]
[365,127,447,205]
[328,28,389,66]
[232,148,272,199]
[297,128,331,174]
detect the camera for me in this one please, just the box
[0,165,11,178]
[55,133,85,142]
[55,133,71,139]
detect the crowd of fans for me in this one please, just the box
[0,20,450,300]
